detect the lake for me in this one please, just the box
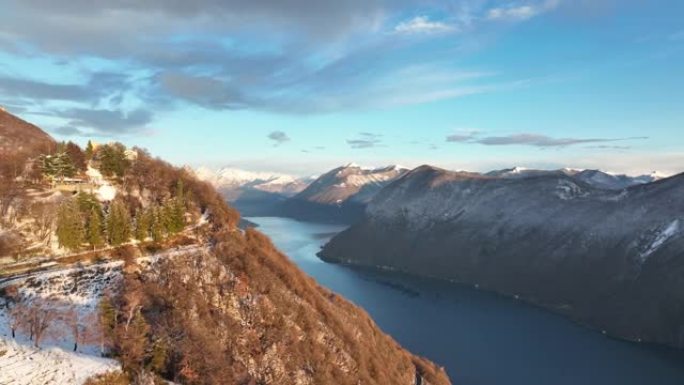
[248,216,684,385]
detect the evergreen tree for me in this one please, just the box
[98,296,117,354]
[56,199,85,251]
[171,180,186,233]
[134,208,152,241]
[87,207,104,249]
[40,151,76,181]
[150,206,165,243]
[98,143,130,178]
[76,192,100,215]
[85,140,95,161]
[107,200,132,246]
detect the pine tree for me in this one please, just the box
[107,200,132,246]
[85,140,94,161]
[134,208,152,241]
[151,206,165,243]
[56,199,85,251]
[87,207,104,249]
[98,296,117,354]
[77,192,100,214]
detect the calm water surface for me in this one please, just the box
[248,216,684,385]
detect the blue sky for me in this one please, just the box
[0,0,682,176]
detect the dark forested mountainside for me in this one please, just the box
[321,165,684,349]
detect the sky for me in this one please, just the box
[0,0,683,176]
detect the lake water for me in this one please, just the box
[247,216,684,385]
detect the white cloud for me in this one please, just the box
[487,0,560,22]
[394,16,456,35]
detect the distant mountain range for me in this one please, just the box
[486,166,665,190]
[196,163,409,223]
[193,166,311,199]
[191,167,313,217]
[199,163,668,225]
[320,165,684,348]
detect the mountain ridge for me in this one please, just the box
[321,163,684,349]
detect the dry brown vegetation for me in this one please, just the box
[100,224,450,384]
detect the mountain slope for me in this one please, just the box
[0,108,56,156]
[321,165,684,348]
[280,164,408,224]
[0,111,450,385]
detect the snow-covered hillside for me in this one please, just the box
[0,246,205,384]
[0,338,118,385]
[0,261,123,384]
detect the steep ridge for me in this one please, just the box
[321,165,684,348]
[0,111,451,385]
[0,108,56,156]
[280,164,408,224]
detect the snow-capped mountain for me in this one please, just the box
[296,163,409,205]
[193,166,310,199]
[486,166,666,190]
[279,163,410,223]
[321,164,684,348]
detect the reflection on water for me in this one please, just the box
[249,216,684,385]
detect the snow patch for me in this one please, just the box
[555,180,587,200]
[640,220,680,262]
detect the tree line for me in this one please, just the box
[56,182,187,252]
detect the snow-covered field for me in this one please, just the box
[0,338,118,385]
[0,260,123,384]
[0,246,206,384]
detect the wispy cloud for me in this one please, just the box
[268,130,290,146]
[487,0,561,22]
[447,131,648,148]
[347,132,383,149]
[49,108,153,136]
[395,16,456,35]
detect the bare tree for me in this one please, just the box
[0,152,27,224]
[7,300,28,339]
[61,305,102,352]
[21,298,59,348]
[31,201,57,246]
